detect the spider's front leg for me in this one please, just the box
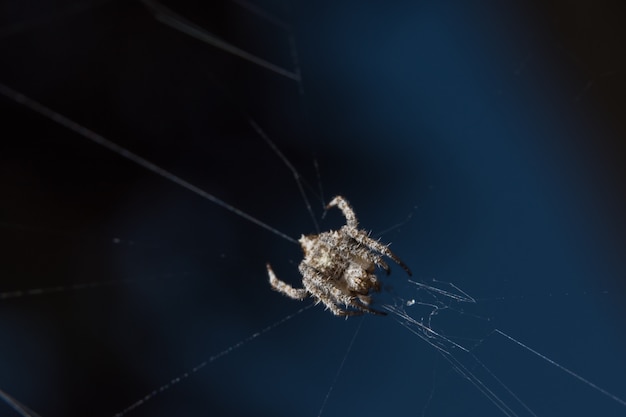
[350,231,413,276]
[267,264,308,300]
[327,196,358,229]
[353,294,387,316]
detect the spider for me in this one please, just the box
[267,195,412,316]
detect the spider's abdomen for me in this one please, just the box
[299,232,346,279]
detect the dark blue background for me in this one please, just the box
[1,1,625,416]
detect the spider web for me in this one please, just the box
[1,1,626,417]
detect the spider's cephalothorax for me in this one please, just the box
[267,196,412,316]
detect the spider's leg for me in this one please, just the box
[267,263,308,300]
[309,284,352,316]
[300,270,357,317]
[309,275,383,317]
[339,309,366,317]
[352,296,387,316]
[357,293,373,305]
[348,231,412,276]
[377,258,391,275]
[350,294,387,316]
[327,196,358,229]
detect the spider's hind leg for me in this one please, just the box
[267,264,308,300]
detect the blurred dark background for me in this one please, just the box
[0,1,625,416]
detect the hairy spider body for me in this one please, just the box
[267,196,412,316]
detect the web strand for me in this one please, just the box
[0,272,190,300]
[140,0,322,232]
[141,0,324,232]
[0,389,42,417]
[140,0,300,81]
[317,317,364,417]
[0,83,298,245]
[384,291,626,416]
[494,330,626,407]
[113,304,314,417]
[384,303,537,417]
[247,118,321,232]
